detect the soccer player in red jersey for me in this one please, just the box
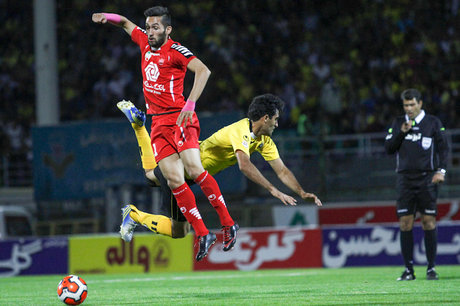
[92,6,237,261]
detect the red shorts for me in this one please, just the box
[150,112,200,163]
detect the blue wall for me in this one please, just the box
[32,112,244,201]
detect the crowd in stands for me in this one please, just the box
[2,0,460,184]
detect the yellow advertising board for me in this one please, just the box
[69,233,193,274]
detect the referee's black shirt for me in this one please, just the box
[384,110,448,173]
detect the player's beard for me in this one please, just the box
[149,30,167,49]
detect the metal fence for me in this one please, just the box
[264,129,460,202]
[2,129,460,202]
[0,154,33,187]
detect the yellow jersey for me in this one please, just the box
[200,118,280,175]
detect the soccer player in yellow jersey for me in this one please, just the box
[118,94,322,239]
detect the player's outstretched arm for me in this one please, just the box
[235,151,297,205]
[268,158,322,206]
[91,12,137,36]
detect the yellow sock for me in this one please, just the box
[131,123,157,169]
[129,205,172,237]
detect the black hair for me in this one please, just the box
[400,88,422,102]
[144,6,171,27]
[247,94,285,121]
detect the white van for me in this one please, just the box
[0,206,34,240]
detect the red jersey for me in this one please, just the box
[131,27,196,115]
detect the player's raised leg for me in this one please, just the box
[159,153,217,261]
[117,100,157,171]
[180,144,239,251]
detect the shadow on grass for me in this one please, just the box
[188,289,312,300]
[436,275,460,280]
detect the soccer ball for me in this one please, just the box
[57,275,88,305]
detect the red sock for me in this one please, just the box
[172,182,208,237]
[195,171,234,226]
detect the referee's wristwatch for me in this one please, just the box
[437,168,447,175]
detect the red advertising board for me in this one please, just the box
[194,227,322,271]
[318,201,460,225]
[319,205,396,225]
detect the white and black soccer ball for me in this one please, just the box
[57,275,88,305]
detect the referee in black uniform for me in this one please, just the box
[385,88,448,281]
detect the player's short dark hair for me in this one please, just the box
[400,88,422,102]
[144,6,171,27]
[248,94,285,121]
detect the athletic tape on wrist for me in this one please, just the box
[182,99,196,112]
[103,13,121,24]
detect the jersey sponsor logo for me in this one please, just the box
[154,84,165,91]
[422,137,432,150]
[144,81,165,94]
[405,133,422,142]
[171,43,193,58]
[189,207,202,220]
[145,62,160,82]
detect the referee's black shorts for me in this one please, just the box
[153,166,189,222]
[396,171,438,218]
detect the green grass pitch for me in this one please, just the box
[1,266,459,305]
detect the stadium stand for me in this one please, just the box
[1,2,460,232]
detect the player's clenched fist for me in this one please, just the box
[92,13,107,24]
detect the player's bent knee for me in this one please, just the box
[421,216,436,230]
[183,169,202,181]
[145,176,159,187]
[145,170,160,187]
[182,163,205,181]
[171,221,191,238]
[399,215,414,231]
[422,224,436,231]
[171,230,189,238]
[399,222,413,231]
[399,221,413,231]
[166,176,186,189]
